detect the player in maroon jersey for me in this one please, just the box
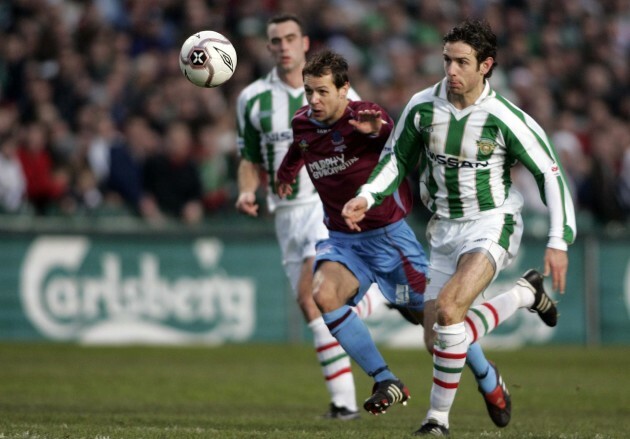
[278,81,412,232]
[277,50,428,415]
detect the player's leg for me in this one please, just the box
[356,219,428,414]
[425,298,500,398]
[423,295,505,422]
[419,213,525,433]
[423,218,503,425]
[446,211,555,340]
[427,266,511,428]
[278,204,358,419]
[293,258,358,419]
[314,261,394,378]
[464,269,559,339]
[424,299,495,384]
[420,252,495,432]
[420,266,548,430]
[314,260,410,416]
[458,210,557,337]
[428,258,543,431]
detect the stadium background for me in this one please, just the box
[0,0,629,347]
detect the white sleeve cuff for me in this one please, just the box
[547,236,568,251]
[357,190,376,210]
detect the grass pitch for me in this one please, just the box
[0,343,628,438]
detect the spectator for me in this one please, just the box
[141,120,204,225]
[197,123,232,213]
[551,112,591,209]
[0,135,25,213]
[582,125,627,226]
[16,122,69,215]
[619,143,630,218]
[0,0,627,227]
[104,116,158,214]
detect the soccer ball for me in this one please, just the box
[179,30,237,88]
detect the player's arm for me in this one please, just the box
[276,136,305,199]
[506,115,577,293]
[235,91,264,217]
[355,102,423,209]
[235,159,262,216]
[540,157,574,293]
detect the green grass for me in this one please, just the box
[1,343,629,438]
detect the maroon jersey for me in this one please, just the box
[277,100,413,233]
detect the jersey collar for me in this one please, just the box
[269,67,304,96]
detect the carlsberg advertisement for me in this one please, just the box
[1,233,628,346]
[17,236,260,344]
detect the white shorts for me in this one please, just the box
[424,210,523,301]
[275,201,329,295]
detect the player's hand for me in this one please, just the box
[348,109,385,136]
[276,181,294,199]
[235,192,259,217]
[342,196,368,232]
[543,247,568,293]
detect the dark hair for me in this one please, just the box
[443,19,498,79]
[267,13,305,35]
[302,50,349,89]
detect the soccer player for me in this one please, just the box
[235,14,383,420]
[342,19,576,436]
[276,49,424,417]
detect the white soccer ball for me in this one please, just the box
[179,30,237,88]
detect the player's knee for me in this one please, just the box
[312,288,337,313]
[312,270,340,311]
[312,278,335,313]
[435,299,461,326]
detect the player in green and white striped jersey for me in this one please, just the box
[234,14,380,421]
[343,19,576,435]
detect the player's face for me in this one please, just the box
[304,73,349,125]
[443,41,493,103]
[267,20,310,74]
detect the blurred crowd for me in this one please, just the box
[0,0,628,229]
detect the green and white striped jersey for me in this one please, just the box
[236,67,359,212]
[358,78,576,249]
